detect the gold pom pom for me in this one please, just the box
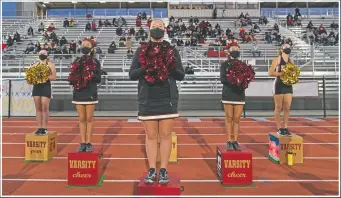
[280,63,301,85]
[25,63,50,85]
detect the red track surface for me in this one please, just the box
[1,117,340,196]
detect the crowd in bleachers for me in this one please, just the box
[304,20,339,46]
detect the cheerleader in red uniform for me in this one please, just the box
[220,41,255,150]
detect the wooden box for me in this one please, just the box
[268,133,303,164]
[157,132,177,163]
[216,145,253,186]
[138,173,182,195]
[67,146,104,187]
[25,131,57,161]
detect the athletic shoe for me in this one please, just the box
[144,168,157,184]
[34,128,43,136]
[232,141,242,151]
[277,128,286,136]
[158,168,169,184]
[85,143,93,152]
[283,128,292,136]
[40,128,48,135]
[226,141,235,150]
[77,143,87,152]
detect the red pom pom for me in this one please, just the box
[226,60,255,89]
[138,41,176,84]
[67,56,97,90]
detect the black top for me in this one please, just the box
[72,56,102,102]
[220,59,245,102]
[129,45,185,108]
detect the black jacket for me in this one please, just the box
[72,56,102,102]
[220,59,245,102]
[129,46,185,106]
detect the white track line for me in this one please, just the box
[2,156,338,160]
[1,142,339,146]
[2,126,339,129]
[1,178,338,183]
[1,132,337,136]
[2,120,336,123]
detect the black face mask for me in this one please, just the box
[283,48,291,54]
[39,54,48,60]
[150,28,164,39]
[230,51,240,58]
[81,47,92,55]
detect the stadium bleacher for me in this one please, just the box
[2,6,339,97]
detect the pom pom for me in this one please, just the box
[25,63,50,85]
[280,63,300,85]
[67,56,97,90]
[226,60,255,89]
[138,41,176,84]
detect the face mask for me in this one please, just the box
[150,28,164,39]
[283,48,291,54]
[230,51,240,58]
[39,54,48,60]
[81,47,91,55]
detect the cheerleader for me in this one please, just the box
[129,19,185,184]
[32,50,56,135]
[268,44,293,136]
[220,42,251,151]
[68,39,101,152]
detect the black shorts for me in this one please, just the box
[32,83,51,98]
[274,81,293,95]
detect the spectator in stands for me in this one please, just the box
[96,47,104,59]
[6,35,13,47]
[190,36,197,46]
[146,17,152,28]
[52,35,59,46]
[77,40,82,53]
[335,33,339,45]
[47,23,55,32]
[330,21,339,30]
[296,19,302,27]
[126,37,132,53]
[89,36,97,47]
[176,39,184,46]
[142,11,147,20]
[286,13,294,26]
[245,12,250,19]
[42,42,49,51]
[318,24,327,35]
[49,31,57,40]
[98,19,103,27]
[70,18,76,27]
[239,26,245,38]
[238,12,245,19]
[129,27,135,36]
[119,37,126,47]
[250,41,261,57]
[124,28,130,36]
[112,18,117,27]
[86,13,92,19]
[306,29,315,44]
[85,22,91,31]
[91,21,97,31]
[27,26,34,36]
[306,20,314,30]
[116,27,123,36]
[136,16,142,27]
[108,40,117,54]
[43,31,49,42]
[184,40,190,46]
[13,31,21,42]
[54,47,63,60]
[117,17,127,27]
[273,23,279,31]
[104,19,111,27]
[63,18,69,28]
[35,41,41,53]
[62,46,71,59]
[38,22,45,32]
[264,32,272,44]
[295,7,301,17]
[327,33,336,46]
[167,25,174,38]
[24,41,35,54]
[69,40,76,54]
[59,36,67,46]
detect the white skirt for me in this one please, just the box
[221,100,245,105]
[72,101,98,105]
[138,113,179,121]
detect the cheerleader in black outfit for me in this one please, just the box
[32,50,56,135]
[129,19,185,185]
[220,42,245,151]
[268,44,293,136]
[69,39,101,152]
